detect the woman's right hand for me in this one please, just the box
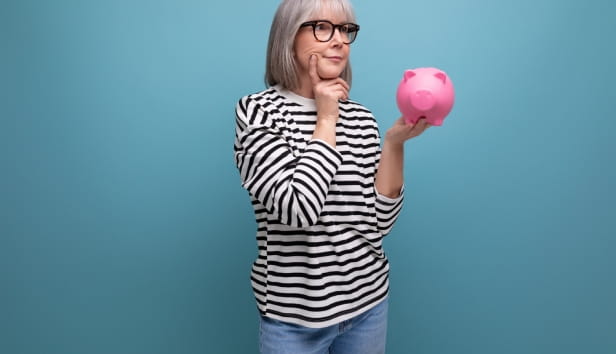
[309,55,349,123]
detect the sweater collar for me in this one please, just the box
[274,85,317,110]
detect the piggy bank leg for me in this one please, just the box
[430,117,443,126]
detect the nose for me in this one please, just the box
[330,27,345,45]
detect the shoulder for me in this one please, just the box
[235,87,286,127]
[237,87,285,113]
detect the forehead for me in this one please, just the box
[308,1,353,22]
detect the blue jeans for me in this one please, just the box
[259,297,388,354]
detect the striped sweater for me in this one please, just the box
[234,85,404,328]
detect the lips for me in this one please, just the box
[324,56,344,62]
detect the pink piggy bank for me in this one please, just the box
[396,67,455,126]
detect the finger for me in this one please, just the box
[320,77,349,91]
[337,84,349,100]
[333,77,350,92]
[410,119,428,132]
[402,122,421,138]
[309,55,320,85]
[330,88,347,102]
[323,82,348,100]
[410,121,430,138]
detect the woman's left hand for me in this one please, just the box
[384,117,431,146]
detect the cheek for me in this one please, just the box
[296,44,323,63]
[294,35,330,64]
[294,34,315,57]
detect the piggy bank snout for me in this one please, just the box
[410,90,435,111]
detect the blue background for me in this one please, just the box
[2,0,615,353]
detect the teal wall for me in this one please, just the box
[2,1,615,353]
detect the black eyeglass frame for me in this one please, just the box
[299,20,361,44]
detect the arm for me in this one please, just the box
[234,97,343,228]
[373,117,430,235]
[374,139,405,198]
[374,117,430,198]
[234,56,350,228]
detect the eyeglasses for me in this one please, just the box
[299,20,360,44]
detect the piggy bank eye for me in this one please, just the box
[434,72,447,84]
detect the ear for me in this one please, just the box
[403,70,416,82]
[434,72,447,84]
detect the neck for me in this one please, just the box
[293,74,315,99]
[291,69,314,99]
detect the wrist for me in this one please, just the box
[383,136,404,150]
[316,115,338,126]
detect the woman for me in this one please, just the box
[233,0,429,352]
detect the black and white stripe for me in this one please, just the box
[234,85,404,328]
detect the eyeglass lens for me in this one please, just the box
[313,21,358,43]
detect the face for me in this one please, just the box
[294,8,352,81]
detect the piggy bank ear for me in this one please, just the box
[434,72,447,84]
[403,70,416,82]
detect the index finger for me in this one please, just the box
[309,54,320,85]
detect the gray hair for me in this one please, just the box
[265,0,356,90]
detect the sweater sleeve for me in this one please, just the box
[375,185,404,236]
[234,96,343,228]
[373,132,404,236]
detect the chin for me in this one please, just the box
[318,68,345,80]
